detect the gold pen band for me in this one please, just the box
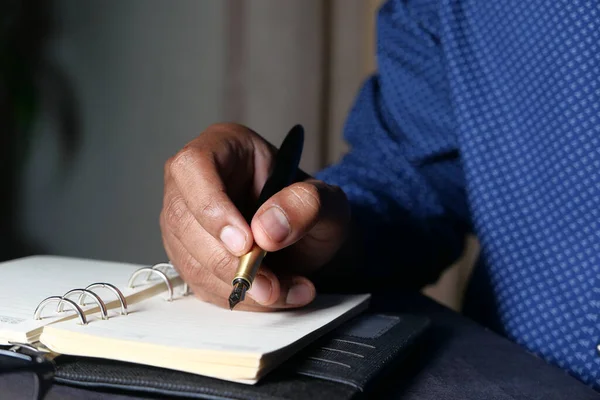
[232,244,267,289]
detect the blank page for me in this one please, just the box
[0,256,176,344]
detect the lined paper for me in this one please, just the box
[0,255,174,344]
[43,292,370,355]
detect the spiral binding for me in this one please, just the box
[34,297,87,325]
[145,261,190,296]
[57,289,108,319]
[79,282,128,315]
[32,261,184,325]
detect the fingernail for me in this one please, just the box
[220,225,246,253]
[286,282,313,306]
[247,274,272,304]
[258,207,290,243]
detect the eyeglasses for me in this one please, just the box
[0,343,55,400]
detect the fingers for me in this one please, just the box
[251,179,351,254]
[162,228,272,311]
[161,169,247,286]
[159,123,345,311]
[160,186,316,309]
[166,134,254,257]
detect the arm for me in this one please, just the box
[313,0,472,293]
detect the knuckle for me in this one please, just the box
[169,146,200,179]
[175,253,208,287]
[163,195,191,234]
[289,182,321,214]
[206,247,235,280]
[198,196,225,222]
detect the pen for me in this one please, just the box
[228,124,305,310]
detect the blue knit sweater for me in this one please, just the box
[316,0,600,390]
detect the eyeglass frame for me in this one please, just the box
[0,344,55,400]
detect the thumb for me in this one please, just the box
[250,180,350,253]
[246,179,349,308]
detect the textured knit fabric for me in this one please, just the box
[316,0,600,391]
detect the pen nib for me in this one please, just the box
[228,281,248,310]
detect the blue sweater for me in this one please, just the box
[316,0,600,390]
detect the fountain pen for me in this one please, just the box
[228,125,305,310]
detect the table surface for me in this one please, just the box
[3,293,600,400]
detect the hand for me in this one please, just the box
[160,123,351,311]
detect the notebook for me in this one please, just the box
[0,256,370,384]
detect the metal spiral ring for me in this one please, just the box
[34,296,87,325]
[148,261,189,296]
[127,267,173,301]
[79,282,128,315]
[57,289,108,320]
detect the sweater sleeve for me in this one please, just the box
[315,0,472,290]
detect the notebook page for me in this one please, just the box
[42,292,370,357]
[0,255,174,344]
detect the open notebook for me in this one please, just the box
[0,256,370,384]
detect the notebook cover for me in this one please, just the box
[51,312,430,399]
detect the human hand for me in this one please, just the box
[160,123,351,311]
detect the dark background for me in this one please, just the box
[0,0,373,264]
[1,0,80,261]
[0,0,474,312]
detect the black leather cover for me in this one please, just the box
[51,312,430,400]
